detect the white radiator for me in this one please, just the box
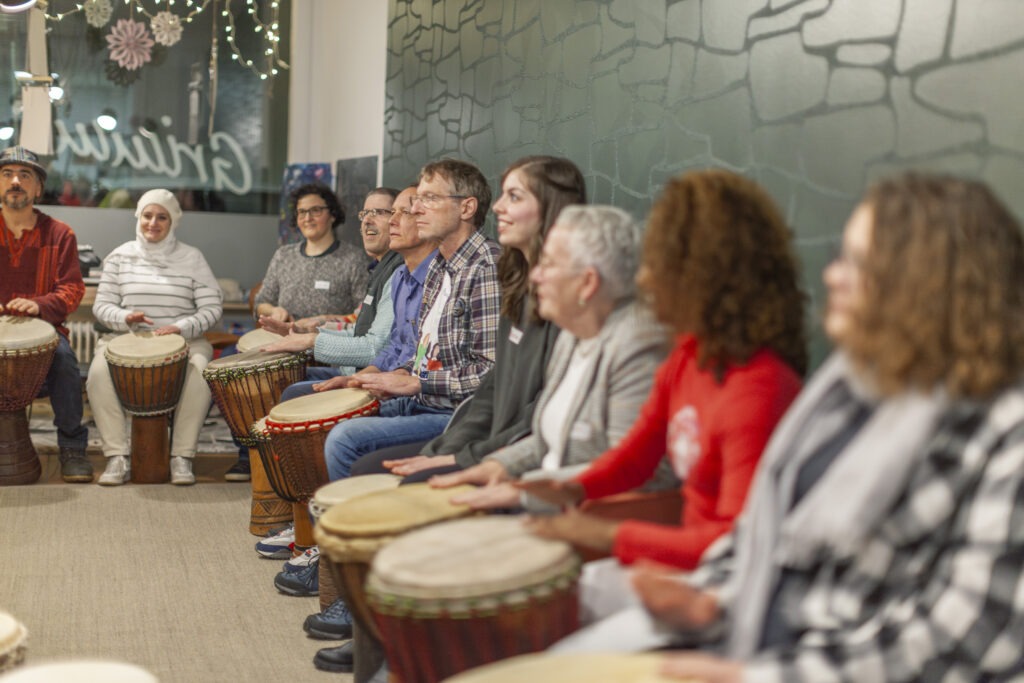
[68,321,98,365]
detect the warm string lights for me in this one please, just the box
[41,0,288,81]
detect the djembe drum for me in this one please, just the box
[314,482,477,644]
[0,316,58,486]
[203,349,306,535]
[0,610,28,673]
[309,475,401,611]
[367,516,581,683]
[261,388,379,549]
[442,653,682,683]
[1,661,159,683]
[235,328,283,353]
[104,333,189,484]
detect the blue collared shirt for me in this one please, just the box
[371,249,438,371]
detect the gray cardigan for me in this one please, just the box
[487,300,675,490]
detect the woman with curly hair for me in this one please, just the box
[520,169,806,583]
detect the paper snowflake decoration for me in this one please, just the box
[84,0,113,28]
[151,11,183,47]
[105,19,155,71]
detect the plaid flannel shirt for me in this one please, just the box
[403,230,501,409]
[686,383,1024,683]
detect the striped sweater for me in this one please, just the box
[93,248,223,340]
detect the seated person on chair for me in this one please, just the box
[566,174,1024,683]
[0,145,92,483]
[87,189,223,486]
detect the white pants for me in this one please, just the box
[86,335,213,459]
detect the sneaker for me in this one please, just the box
[274,559,318,596]
[282,546,319,574]
[313,641,354,673]
[170,456,195,486]
[303,598,353,640]
[224,458,250,482]
[98,456,130,486]
[59,448,94,483]
[255,524,295,559]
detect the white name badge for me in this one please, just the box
[363,294,374,306]
[570,421,592,441]
[508,326,524,345]
[314,280,330,291]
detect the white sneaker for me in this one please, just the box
[170,456,195,486]
[98,456,130,486]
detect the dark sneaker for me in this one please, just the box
[274,559,318,596]
[303,598,353,640]
[59,448,94,483]
[313,641,354,673]
[224,459,250,482]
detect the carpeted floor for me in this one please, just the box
[1,410,350,682]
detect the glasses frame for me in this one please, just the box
[410,193,469,209]
[357,208,396,221]
[296,205,330,220]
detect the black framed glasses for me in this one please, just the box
[296,205,330,219]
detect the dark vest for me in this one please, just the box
[352,250,403,337]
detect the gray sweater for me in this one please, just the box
[254,240,369,320]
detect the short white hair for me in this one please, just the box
[555,205,641,301]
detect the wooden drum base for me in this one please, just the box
[0,409,41,486]
[293,502,315,550]
[130,415,171,484]
[249,448,292,536]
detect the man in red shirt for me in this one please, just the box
[0,146,92,482]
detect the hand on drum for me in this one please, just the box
[264,306,291,323]
[451,482,520,510]
[514,477,585,506]
[125,311,154,326]
[383,454,456,476]
[659,652,741,683]
[1,298,40,316]
[152,325,182,336]
[261,332,316,353]
[522,506,619,552]
[430,460,509,488]
[291,315,328,333]
[312,375,357,392]
[353,371,421,399]
[257,315,293,335]
[630,560,720,632]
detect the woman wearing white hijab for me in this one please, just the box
[86,189,223,486]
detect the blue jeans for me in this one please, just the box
[36,334,88,451]
[279,367,342,402]
[324,397,452,480]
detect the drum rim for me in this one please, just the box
[203,348,304,372]
[308,475,402,521]
[316,482,476,537]
[104,333,188,364]
[0,315,58,350]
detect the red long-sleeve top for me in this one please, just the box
[577,334,802,569]
[0,210,85,337]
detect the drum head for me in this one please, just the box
[444,653,678,683]
[204,348,298,372]
[105,332,186,364]
[0,661,159,683]
[267,388,374,424]
[237,328,283,352]
[0,610,27,658]
[0,316,57,350]
[313,474,401,508]
[318,482,475,538]
[368,516,577,600]
[249,416,270,439]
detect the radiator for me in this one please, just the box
[68,321,98,365]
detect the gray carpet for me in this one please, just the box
[0,465,350,682]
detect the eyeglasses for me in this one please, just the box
[410,193,468,209]
[296,205,329,219]
[357,208,395,221]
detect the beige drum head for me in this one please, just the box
[1,661,159,682]
[204,348,297,372]
[0,316,57,350]
[309,474,401,521]
[237,328,283,352]
[443,653,682,683]
[267,388,374,425]
[318,482,475,538]
[105,333,187,366]
[0,610,27,668]
[368,516,577,602]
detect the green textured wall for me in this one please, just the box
[383,0,1024,365]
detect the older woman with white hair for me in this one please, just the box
[86,189,223,486]
[431,204,675,505]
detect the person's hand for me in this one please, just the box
[631,560,720,631]
[153,325,181,336]
[522,507,619,552]
[264,306,290,323]
[384,454,456,476]
[513,478,585,506]
[350,371,421,399]
[451,482,521,510]
[260,332,316,353]
[257,315,293,335]
[659,652,741,683]
[2,298,40,316]
[312,375,356,392]
[125,311,153,326]
[292,315,329,333]
[430,460,509,488]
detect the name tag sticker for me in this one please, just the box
[314,280,330,291]
[363,294,374,306]
[570,421,592,441]
[508,326,524,345]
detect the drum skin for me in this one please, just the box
[442,653,681,683]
